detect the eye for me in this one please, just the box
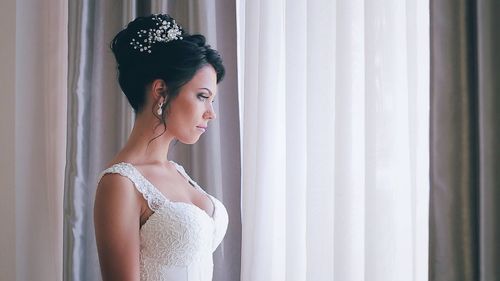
[197,94,209,101]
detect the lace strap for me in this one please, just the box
[98,163,167,211]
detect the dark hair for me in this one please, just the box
[110,14,225,116]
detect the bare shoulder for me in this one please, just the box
[94,172,142,280]
[97,170,142,204]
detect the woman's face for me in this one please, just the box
[165,65,218,144]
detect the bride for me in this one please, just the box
[94,14,228,281]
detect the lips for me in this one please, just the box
[196,126,207,132]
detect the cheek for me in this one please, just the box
[166,106,202,144]
[167,100,198,128]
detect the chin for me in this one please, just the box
[177,136,201,145]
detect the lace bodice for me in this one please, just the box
[98,161,228,281]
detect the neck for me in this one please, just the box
[118,113,174,165]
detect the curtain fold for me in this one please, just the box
[477,2,500,279]
[429,1,500,280]
[64,1,240,281]
[238,0,429,280]
[64,1,134,280]
[13,0,67,280]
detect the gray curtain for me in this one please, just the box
[63,1,241,281]
[429,1,500,280]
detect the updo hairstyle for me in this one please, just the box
[110,14,225,119]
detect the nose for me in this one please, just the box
[204,104,216,120]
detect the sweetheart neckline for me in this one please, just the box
[115,161,217,220]
[140,199,216,230]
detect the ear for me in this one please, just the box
[150,79,167,102]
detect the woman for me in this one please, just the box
[94,14,228,281]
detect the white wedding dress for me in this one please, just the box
[99,160,228,281]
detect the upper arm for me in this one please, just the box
[94,174,142,281]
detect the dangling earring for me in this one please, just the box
[157,101,163,115]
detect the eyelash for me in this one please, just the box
[198,94,215,103]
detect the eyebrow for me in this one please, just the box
[199,87,215,96]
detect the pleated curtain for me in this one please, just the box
[429,1,500,280]
[3,0,67,280]
[238,0,429,280]
[9,0,500,280]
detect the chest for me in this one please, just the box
[137,166,214,225]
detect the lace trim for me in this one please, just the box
[98,163,167,211]
[99,161,216,217]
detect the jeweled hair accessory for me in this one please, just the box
[129,15,183,53]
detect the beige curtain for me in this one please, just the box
[0,0,67,280]
[63,1,240,281]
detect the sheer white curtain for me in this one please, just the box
[238,0,429,280]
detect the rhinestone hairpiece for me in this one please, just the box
[129,16,183,53]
